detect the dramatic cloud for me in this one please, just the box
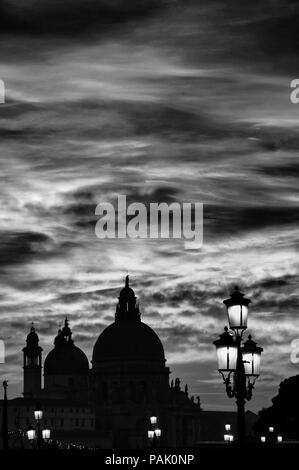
[0,0,299,412]
[0,0,164,33]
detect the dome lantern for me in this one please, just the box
[115,275,140,322]
[61,317,72,342]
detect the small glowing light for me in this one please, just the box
[225,424,231,432]
[27,429,36,440]
[269,426,274,433]
[42,429,51,440]
[150,416,157,425]
[155,429,161,438]
[277,435,283,443]
[229,434,234,442]
[261,436,266,443]
[148,430,154,439]
[224,434,230,442]
[34,408,43,421]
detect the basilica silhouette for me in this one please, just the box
[1,277,201,448]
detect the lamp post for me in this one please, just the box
[213,286,263,445]
[2,381,8,450]
[148,416,161,447]
[26,407,50,449]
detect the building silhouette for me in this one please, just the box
[1,276,202,448]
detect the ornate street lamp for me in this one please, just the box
[223,286,250,335]
[148,416,161,447]
[27,406,50,449]
[242,336,263,385]
[214,327,237,381]
[213,287,263,444]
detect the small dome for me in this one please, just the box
[44,343,89,375]
[44,320,89,376]
[92,321,165,364]
[26,325,39,346]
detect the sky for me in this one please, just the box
[0,0,299,412]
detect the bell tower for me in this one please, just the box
[23,324,43,397]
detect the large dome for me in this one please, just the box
[92,321,165,364]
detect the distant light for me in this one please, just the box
[34,407,43,421]
[225,424,231,432]
[277,435,283,443]
[224,434,230,442]
[42,429,51,440]
[261,436,266,443]
[148,430,154,439]
[150,416,157,425]
[229,434,234,442]
[155,429,161,438]
[27,429,36,440]
[269,426,274,433]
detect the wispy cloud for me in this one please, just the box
[0,0,298,411]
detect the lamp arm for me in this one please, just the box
[225,382,236,398]
[246,377,257,401]
[220,371,236,398]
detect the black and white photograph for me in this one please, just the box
[0,0,299,462]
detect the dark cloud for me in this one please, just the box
[0,0,164,34]
[260,163,299,178]
[251,274,297,290]
[0,231,52,268]
[205,206,299,239]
